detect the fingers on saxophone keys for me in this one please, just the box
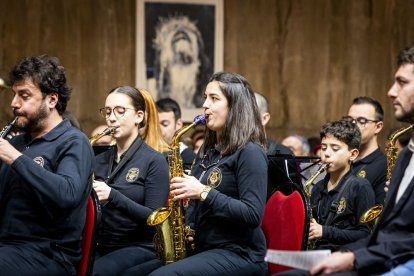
[171,176,185,183]
[171,188,179,199]
[173,188,187,201]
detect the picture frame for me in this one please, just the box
[136,0,223,122]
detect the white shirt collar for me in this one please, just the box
[408,139,414,153]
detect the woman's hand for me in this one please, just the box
[170,174,204,201]
[93,180,112,201]
[309,218,323,240]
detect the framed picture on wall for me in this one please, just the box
[136,0,223,121]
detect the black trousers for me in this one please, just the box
[0,243,72,276]
[93,245,157,276]
[148,248,268,276]
[275,268,359,276]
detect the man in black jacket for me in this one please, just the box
[345,96,387,204]
[0,55,94,275]
[310,47,414,275]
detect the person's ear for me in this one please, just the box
[176,118,183,130]
[262,112,271,126]
[48,92,58,108]
[135,110,145,126]
[374,121,384,135]
[349,148,359,162]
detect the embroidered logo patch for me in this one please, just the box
[126,168,139,182]
[336,197,347,214]
[207,167,222,188]
[358,170,366,178]
[33,156,44,167]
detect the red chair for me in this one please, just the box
[78,191,100,276]
[262,189,308,274]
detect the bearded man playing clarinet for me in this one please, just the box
[0,55,94,275]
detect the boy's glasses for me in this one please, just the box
[342,116,379,127]
[99,106,136,119]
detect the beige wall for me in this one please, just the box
[1,0,414,147]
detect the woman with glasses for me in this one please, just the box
[147,72,268,276]
[92,86,170,275]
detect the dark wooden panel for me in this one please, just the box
[0,0,135,135]
[223,0,414,146]
[1,0,414,147]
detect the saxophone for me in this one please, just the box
[147,114,206,265]
[89,126,116,194]
[360,124,413,224]
[89,126,116,145]
[304,162,330,250]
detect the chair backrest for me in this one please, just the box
[262,190,308,274]
[78,191,100,276]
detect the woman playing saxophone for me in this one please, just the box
[91,86,170,275]
[149,72,268,276]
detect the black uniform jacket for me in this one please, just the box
[187,142,268,263]
[0,119,94,268]
[351,147,387,204]
[311,171,374,251]
[344,147,414,274]
[94,137,169,248]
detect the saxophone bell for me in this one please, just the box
[360,124,414,225]
[359,204,384,224]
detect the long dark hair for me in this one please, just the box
[201,72,266,156]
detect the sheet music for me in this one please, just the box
[265,249,331,271]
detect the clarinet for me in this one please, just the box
[0,118,17,139]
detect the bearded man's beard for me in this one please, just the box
[15,101,49,133]
[396,107,414,124]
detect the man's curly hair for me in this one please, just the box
[9,55,71,114]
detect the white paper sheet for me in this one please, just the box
[265,249,331,271]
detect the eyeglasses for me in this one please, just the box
[99,106,136,119]
[342,116,380,127]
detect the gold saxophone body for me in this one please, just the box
[304,162,330,250]
[360,124,414,224]
[147,114,206,265]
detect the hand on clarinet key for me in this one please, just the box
[0,138,22,165]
